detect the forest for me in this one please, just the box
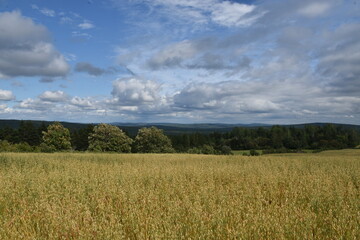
[0,120,359,154]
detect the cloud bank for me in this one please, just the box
[1,0,359,124]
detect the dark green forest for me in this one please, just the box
[0,120,359,154]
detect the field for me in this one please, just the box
[0,150,359,239]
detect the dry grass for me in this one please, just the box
[0,150,359,239]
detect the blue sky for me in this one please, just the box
[0,0,359,124]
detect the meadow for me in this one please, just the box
[0,150,359,239]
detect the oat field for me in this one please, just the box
[0,150,359,239]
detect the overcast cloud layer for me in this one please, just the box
[0,0,359,124]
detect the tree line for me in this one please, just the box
[170,124,360,154]
[0,122,174,153]
[0,121,359,154]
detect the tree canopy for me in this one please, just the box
[133,127,174,153]
[42,122,72,151]
[88,123,133,152]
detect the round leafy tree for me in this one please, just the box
[42,122,72,151]
[88,123,133,152]
[133,126,174,153]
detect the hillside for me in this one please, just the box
[0,119,359,136]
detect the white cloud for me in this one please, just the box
[0,11,48,45]
[64,53,77,62]
[0,89,15,101]
[60,16,73,24]
[70,97,95,109]
[298,2,332,17]
[211,1,257,27]
[40,8,56,17]
[173,81,282,113]
[18,98,52,111]
[119,0,262,28]
[147,40,199,69]
[39,91,68,102]
[111,77,161,105]
[71,31,92,41]
[240,99,281,113]
[1,0,358,124]
[31,4,56,17]
[78,21,95,29]
[0,11,70,78]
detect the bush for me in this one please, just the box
[201,145,216,155]
[0,140,16,152]
[187,147,202,154]
[249,149,260,156]
[15,142,34,152]
[39,143,56,153]
[219,145,233,155]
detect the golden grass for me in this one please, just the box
[0,150,359,239]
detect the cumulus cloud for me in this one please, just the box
[105,0,360,123]
[0,89,15,101]
[172,78,359,122]
[13,92,103,121]
[0,11,70,78]
[111,77,161,106]
[2,0,358,124]
[18,98,53,111]
[39,91,68,102]
[173,81,281,113]
[70,97,95,108]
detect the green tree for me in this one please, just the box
[42,122,72,151]
[18,121,40,146]
[72,125,94,151]
[88,124,133,152]
[133,127,174,153]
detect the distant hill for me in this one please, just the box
[0,119,90,131]
[282,123,360,131]
[0,119,359,136]
[112,123,271,136]
[113,122,360,136]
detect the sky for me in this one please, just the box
[0,0,359,124]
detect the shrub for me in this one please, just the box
[219,145,233,155]
[249,149,260,156]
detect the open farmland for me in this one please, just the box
[0,150,359,239]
